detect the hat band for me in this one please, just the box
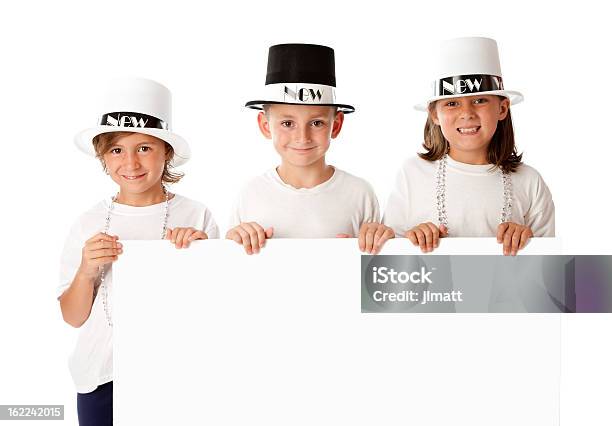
[434,74,504,97]
[263,83,336,105]
[99,112,168,130]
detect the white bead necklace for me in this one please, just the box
[99,187,170,327]
[435,154,512,235]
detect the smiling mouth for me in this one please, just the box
[290,147,315,152]
[121,173,146,180]
[457,126,481,135]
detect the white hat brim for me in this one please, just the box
[414,90,524,111]
[74,126,191,167]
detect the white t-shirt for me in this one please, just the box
[58,194,218,393]
[383,155,555,237]
[230,167,380,237]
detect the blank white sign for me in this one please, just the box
[113,239,560,425]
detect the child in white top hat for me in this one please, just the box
[383,37,555,255]
[228,43,394,254]
[58,77,219,425]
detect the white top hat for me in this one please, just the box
[74,77,191,166]
[415,37,524,111]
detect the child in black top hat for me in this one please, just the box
[227,43,394,254]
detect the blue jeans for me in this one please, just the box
[77,381,112,426]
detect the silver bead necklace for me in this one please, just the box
[99,187,170,327]
[435,154,512,235]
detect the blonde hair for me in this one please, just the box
[419,98,523,173]
[92,131,184,184]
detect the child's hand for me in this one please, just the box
[358,223,395,255]
[79,233,122,279]
[226,223,274,255]
[165,227,208,249]
[404,222,448,253]
[496,222,533,256]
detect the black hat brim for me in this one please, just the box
[245,100,355,114]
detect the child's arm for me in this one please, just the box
[59,233,122,327]
[355,181,393,254]
[525,171,555,238]
[358,223,395,255]
[495,168,554,256]
[496,223,533,256]
[165,228,208,249]
[226,223,274,255]
[405,223,448,253]
[382,163,412,237]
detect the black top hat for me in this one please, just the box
[245,43,355,113]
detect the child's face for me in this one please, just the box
[431,95,509,156]
[257,104,344,168]
[102,133,168,196]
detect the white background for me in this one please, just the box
[0,1,610,425]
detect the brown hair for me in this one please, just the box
[92,131,184,184]
[419,98,523,173]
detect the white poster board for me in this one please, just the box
[114,239,561,425]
